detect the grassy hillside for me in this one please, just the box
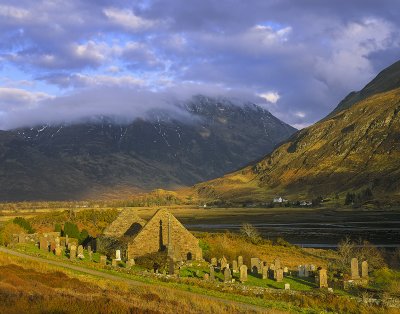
[193,86,400,203]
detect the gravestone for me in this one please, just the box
[39,238,48,252]
[238,256,243,268]
[69,244,77,260]
[77,245,84,259]
[284,283,290,290]
[115,250,121,261]
[55,246,62,256]
[204,273,209,281]
[361,261,368,278]
[232,260,238,273]
[250,258,260,274]
[89,251,93,261]
[126,259,135,268]
[239,265,248,282]
[298,265,305,277]
[55,237,60,246]
[274,258,281,270]
[87,245,92,254]
[209,265,215,281]
[283,267,289,274]
[304,264,309,277]
[220,256,228,269]
[224,267,231,283]
[269,263,276,271]
[211,257,217,266]
[100,255,107,265]
[351,258,360,279]
[318,269,328,288]
[112,259,117,267]
[169,257,175,275]
[262,265,268,279]
[18,234,25,243]
[310,264,316,271]
[275,268,283,282]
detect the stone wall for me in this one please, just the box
[127,209,202,261]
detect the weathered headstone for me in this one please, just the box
[69,244,77,260]
[209,265,215,281]
[283,267,289,274]
[115,250,121,261]
[250,257,260,274]
[39,238,48,252]
[239,265,248,282]
[87,245,92,254]
[317,268,328,288]
[112,259,117,267]
[88,250,93,261]
[310,264,316,271]
[262,265,268,279]
[18,234,25,243]
[361,261,368,278]
[274,258,281,270]
[269,263,276,271]
[284,283,290,290]
[169,257,175,275]
[232,260,238,273]
[55,246,62,256]
[220,256,228,269]
[304,264,309,277]
[55,237,60,246]
[100,255,107,265]
[65,234,69,246]
[224,267,232,283]
[126,258,135,268]
[275,268,284,282]
[77,245,84,259]
[238,256,243,268]
[298,265,305,277]
[211,257,217,266]
[351,258,360,279]
[204,273,209,281]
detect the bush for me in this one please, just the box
[0,223,26,246]
[13,217,35,234]
[239,223,262,244]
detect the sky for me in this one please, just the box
[0,0,399,130]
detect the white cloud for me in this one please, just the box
[0,4,29,20]
[258,92,280,104]
[0,87,52,109]
[103,7,158,31]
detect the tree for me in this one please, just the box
[13,217,35,234]
[63,222,80,239]
[240,223,261,244]
[337,237,355,272]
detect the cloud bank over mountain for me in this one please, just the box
[0,0,399,130]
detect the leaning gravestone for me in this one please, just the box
[224,267,232,283]
[351,258,360,279]
[238,256,243,268]
[239,265,248,282]
[100,255,107,265]
[275,268,284,282]
[262,265,268,279]
[220,256,228,269]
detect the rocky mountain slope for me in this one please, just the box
[0,95,296,201]
[194,61,400,203]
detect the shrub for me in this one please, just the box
[239,223,261,244]
[0,223,26,246]
[63,222,80,239]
